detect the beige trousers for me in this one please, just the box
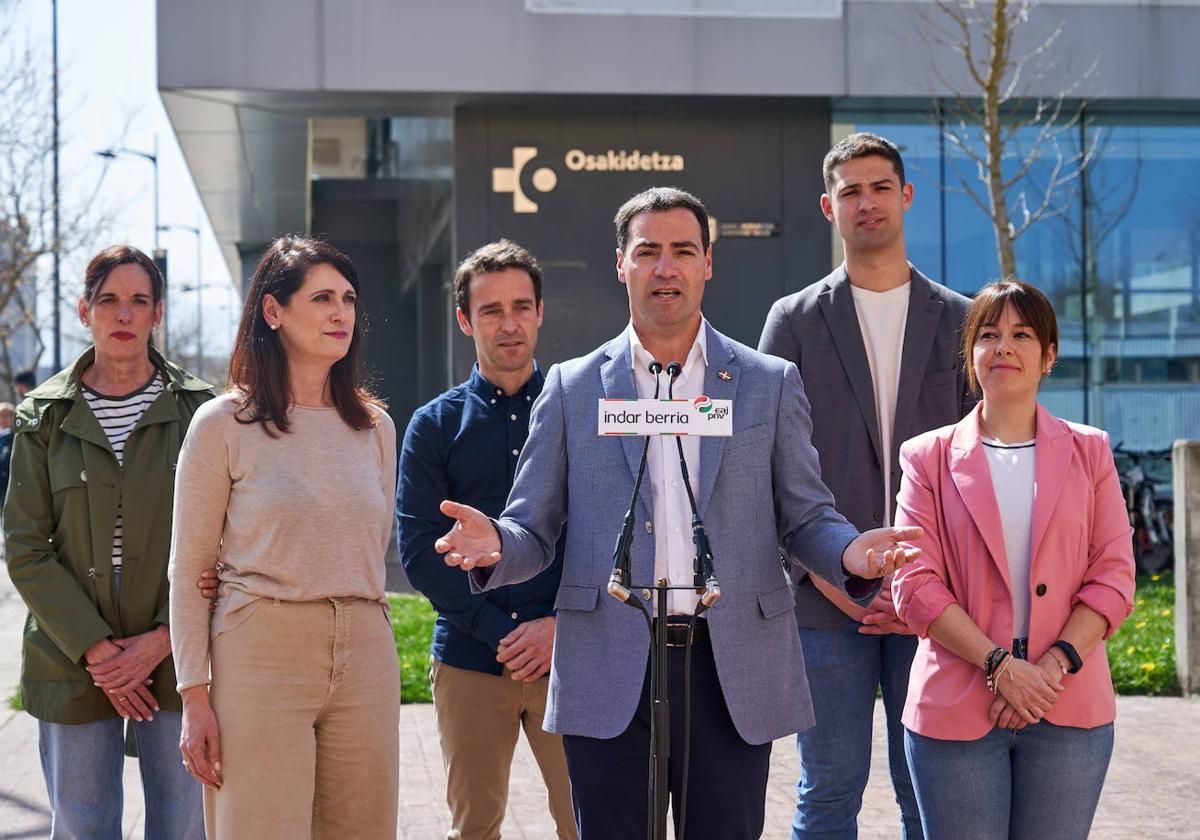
[206,598,400,839]
[431,660,577,840]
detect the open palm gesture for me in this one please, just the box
[842,525,923,579]
[436,500,503,570]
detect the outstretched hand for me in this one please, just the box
[841,526,923,580]
[436,500,502,570]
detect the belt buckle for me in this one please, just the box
[664,619,691,648]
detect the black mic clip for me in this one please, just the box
[690,518,721,609]
[608,512,635,603]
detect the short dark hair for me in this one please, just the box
[822,132,906,191]
[82,245,164,305]
[14,370,36,389]
[229,235,380,436]
[963,279,1059,394]
[614,187,710,255]
[453,239,543,319]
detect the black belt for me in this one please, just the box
[653,617,709,648]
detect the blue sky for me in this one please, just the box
[12,0,238,367]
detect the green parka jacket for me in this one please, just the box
[3,347,214,723]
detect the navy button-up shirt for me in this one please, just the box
[397,364,563,675]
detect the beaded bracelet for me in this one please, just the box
[984,646,1010,693]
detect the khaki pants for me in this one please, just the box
[207,598,400,839]
[431,660,577,840]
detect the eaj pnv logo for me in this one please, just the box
[492,145,687,214]
[693,395,713,413]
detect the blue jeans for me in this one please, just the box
[38,712,204,840]
[904,721,1114,840]
[793,624,921,840]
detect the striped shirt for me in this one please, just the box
[83,371,165,569]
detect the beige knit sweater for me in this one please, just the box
[169,392,397,691]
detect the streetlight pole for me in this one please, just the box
[158,218,202,372]
[95,138,163,348]
[51,0,61,370]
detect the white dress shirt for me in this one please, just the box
[629,321,707,615]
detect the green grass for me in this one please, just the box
[386,578,1181,702]
[388,593,436,704]
[1108,572,1177,696]
[7,691,22,711]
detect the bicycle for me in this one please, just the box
[1112,445,1174,575]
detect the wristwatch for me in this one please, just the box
[1052,640,1083,674]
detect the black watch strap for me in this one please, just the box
[1052,640,1083,674]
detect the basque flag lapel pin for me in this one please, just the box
[717,369,733,382]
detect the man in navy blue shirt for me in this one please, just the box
[397,240,575,840]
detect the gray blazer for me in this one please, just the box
[758,265,975,628]
[475,322,874,745]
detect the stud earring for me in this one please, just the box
[269,323,279,331]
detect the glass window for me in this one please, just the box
[311,116,452,181]
[1085,121,1200,448]
[942,122,1086,422]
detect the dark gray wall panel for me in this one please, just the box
[453,99,832,382]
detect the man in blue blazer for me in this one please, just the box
[438,187,921,839]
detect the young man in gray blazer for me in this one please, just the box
[439,187,923,839]
[759,133,976,840]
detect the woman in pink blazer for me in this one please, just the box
[892,280,1135,840]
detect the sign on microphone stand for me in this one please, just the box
[597,397,733,437]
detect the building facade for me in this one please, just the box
[158,0,1200,449]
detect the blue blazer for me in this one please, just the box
[476,322,874,745]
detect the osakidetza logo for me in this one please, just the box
[492,145,687,213]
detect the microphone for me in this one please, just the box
[608,360,663,603]
[665,362,722,610]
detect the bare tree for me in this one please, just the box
[0,8,115,401]
[926,0,1097,277]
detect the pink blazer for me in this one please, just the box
[892,403,1135,740]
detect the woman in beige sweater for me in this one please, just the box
[169,236,400,839]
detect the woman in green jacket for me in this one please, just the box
[3,245,212,840]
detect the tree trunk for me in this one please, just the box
[984,0,1018,278]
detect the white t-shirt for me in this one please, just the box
[850,282,911,524]
[982,437,1037,639]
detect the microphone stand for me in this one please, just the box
[607,361,676,840]
[605,360,722,840]
[665,362,721,840]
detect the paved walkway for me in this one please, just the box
[2,570,1197,838]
